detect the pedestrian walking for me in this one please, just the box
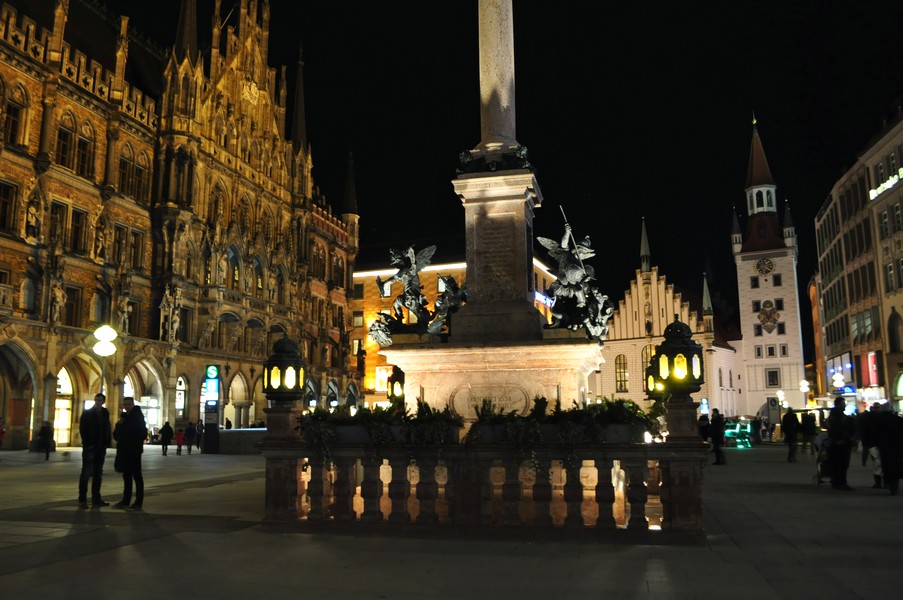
[185,422,197,454]
[77,393,112,508]
[38,421,54,460]
[782,407,800,462]
[710,408,726,465]
[113,397,146,511]
[159,421,174,456]
[225,418,232,430]
[800,412,817,455]
[175,428,185,455]
[874,406,903,496]
[827,396,855,491]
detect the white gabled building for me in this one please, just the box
[589,220,741,416]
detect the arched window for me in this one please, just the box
[276,270,285,304]
[615,354,628,393]
[180,74,191,113]
[718,368,723,387]
[55,112,76,169]
[3,82,27,146]
[203,246,213,285]
[253,259,264,298]
[755,190,764,208]
[889,310,903,353]
[175,376,187,419]
[228,250,241,290]
[766,190,774,209]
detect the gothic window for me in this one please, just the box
[718,368,723,387]
[118,145,150,202]
[2,83,27,146]
[55,113,75,168]
[276,271,285,304]
[92,288,110,325]
[0,180,16,233]
[130,230,144,270]
[70,209,88,254]
[63,286,81,327]
[766,190,774,209]
[755,190,764,208]
[75,122,95,179]
[615,354,628,393]
[253,259,264,298]
[180,74,191,113]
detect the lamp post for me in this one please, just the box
[261,333,306,523]
[263,333,305,439]
[646,315,705,441]
[92,325,118,395]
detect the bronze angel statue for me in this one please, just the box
[376,245,436,323]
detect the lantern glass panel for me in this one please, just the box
[692,354,701,379]
[285,366,296,389]
[673,354,687,379]
[658,354,670,379]
[647,374,655,392]
[271,366,281,389]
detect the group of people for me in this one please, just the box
[75,394,226,510]
[157,420,203,456]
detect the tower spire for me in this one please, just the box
[174,0,198,63]
[291,43,307,153]
[640,217,651,273]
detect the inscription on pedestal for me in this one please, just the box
[449,384,529,419]
[475,214,517,302]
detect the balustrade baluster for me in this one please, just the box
[531,456,553,525]
[306,455,325,521]
[416,458,439,523]
[563,459,585,528]
[501,456,523,525]
[593,456,616,529]
[387,455,411,523]
[360,457,384,522]
[332,456,356,521]
[623,458,649,530]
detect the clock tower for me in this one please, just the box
[732,120,806,419]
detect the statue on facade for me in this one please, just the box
[368,245,465,347]
[538,217,613,345]
[117,295,132,333]
[49,277,66,328]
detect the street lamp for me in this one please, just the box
[646,315,704,441]
[263,333,305,440]
[92,324,118,394]
[263,333,305,406]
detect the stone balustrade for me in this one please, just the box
[261,429,707,542]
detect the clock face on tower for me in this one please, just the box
[755,258,775,275]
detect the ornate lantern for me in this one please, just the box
[263,333,305,406]
[646,315,704,402]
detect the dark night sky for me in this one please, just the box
[106,1,903,359]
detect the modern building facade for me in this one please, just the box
[0,0,358,449]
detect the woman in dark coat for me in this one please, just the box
[875,408,903,496]
[710,408,726,465]
[158,421,174,456]
[113,397,146,510]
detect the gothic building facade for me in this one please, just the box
[0,0,358,449]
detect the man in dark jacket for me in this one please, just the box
[710,408,726,465]
[113,396,147,511]
[78,393,112,508]
[827,397,855,491]
[782,408,800,462]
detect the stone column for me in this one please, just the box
[477,0,517,151]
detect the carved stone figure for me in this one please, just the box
[376,245,435,323]
[50,279,66,327]
[538,223,595,308]
[117,295,132,332]
[26,201,39,239]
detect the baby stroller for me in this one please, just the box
[813,431,830,485]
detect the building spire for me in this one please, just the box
[746,119,775,189]
[291,43,308,153]
[174,0,198,63]
[343,152,358,215]
[640,217,651,273]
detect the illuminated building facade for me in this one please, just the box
[0,0,358,449]
[817,104,903,411]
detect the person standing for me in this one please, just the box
[827,397,855,491]
[77,393,112,508]
[158,421,174,456]
[38,421,54,460]
[175,428,185,455]
[225,418,232,430]
[782,407,800,463]
[196,420,204,453]
[113,397,146,511]
[710,408,726,465]
[800,412,817,456]
[185,422,197,454]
